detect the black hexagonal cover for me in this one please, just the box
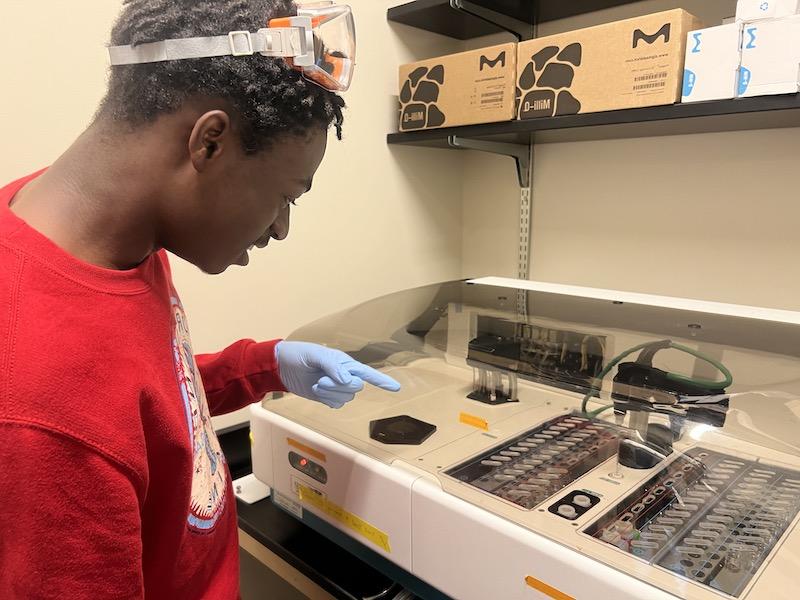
[369,415,436,445]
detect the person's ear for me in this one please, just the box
[188,110,232,172]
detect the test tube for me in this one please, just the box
[648,524,676,536]
[614,520,637,543]
[639,531,668,543]
[690,529,720,541]
[726,543,757,573]
[631,540,659,560]
[676,546,705,558]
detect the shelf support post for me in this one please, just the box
[449,0,535,41]
[448,135,533,317]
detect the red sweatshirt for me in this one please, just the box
[0,172,286,599]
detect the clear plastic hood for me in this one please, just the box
[263,279,800,599]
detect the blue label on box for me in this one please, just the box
[738,67,752,95]
[683,69,696,96]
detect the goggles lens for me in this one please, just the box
[272,2,355,91]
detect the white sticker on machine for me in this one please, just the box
[273,490,303,519]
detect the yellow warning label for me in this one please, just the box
[296,484,391,553]
[459,412,489,431]
[525,575,575,600]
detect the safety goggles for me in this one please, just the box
[108,2,355,92]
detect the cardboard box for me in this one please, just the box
[738,15,800,96]
[516,9,703,120]
[398,43,516,131]
[682,23,742,103]
[736,0,800,22]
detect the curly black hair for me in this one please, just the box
[98,0,345,153]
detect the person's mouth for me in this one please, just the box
[237,232,271,266]
[254,233,271,249]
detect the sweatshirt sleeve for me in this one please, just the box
[0,423,145,599]
[196,339,287,416]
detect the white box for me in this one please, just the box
[738,15,800,96]
[682,23,742,102]
[736,0,800,21]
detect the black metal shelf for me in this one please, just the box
[387,94,800,147]
[387,0,641,40]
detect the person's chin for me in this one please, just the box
[198,258,233,275]
[198,264,227,275]
[232,249,250,268]
[194,249,250,275]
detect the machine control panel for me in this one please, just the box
[288,451,328,484]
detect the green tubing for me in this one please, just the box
[580,341,733,416]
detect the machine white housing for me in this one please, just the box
[251,278,800,600]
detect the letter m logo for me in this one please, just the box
[480,51,507,71]
[633,23,671,48]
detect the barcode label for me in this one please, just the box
[633,81,667,90]
[481,91,504,104]
[634,71,669,82]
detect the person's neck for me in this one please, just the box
[11,120,165,270]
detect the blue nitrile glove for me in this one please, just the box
[275,341,401,409]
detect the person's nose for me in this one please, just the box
[270,204,290,241]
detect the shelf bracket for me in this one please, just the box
[448,135,534,315]
[447,135,531,188]
[449,0,535,41]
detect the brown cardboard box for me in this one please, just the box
[399,43,516,131]
[516,9,704,120]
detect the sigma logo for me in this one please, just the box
[403,110,425,123]
[524,98,552,113]
[480,51,506,71]
[691,32,702,53]
[632,23,671,48]
[745,27,757,49]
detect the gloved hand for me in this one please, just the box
[275,341,401,409]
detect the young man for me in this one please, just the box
[0,1,399,598]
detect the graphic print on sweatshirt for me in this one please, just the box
[172,297,227,532]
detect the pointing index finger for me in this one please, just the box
[344,362,401,392]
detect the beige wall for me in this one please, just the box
[462,0,800,312]
[4,1,799,428]
[0,1,465,428]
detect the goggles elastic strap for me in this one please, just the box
[108,28,302,66]
[105,2,355,92]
